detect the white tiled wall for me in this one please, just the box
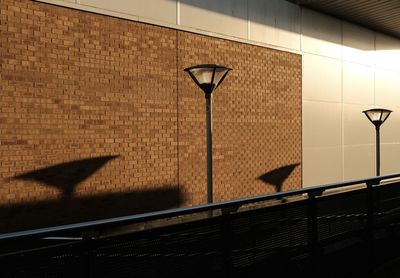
[381,110,400,144]
[298,7,400,186]
[302,54,342,103]
[248,0,301,50]
[376,34,400,72]
[342,63,374,105]
[35,0,400,187]
[375,69,400,108]
[71,0,177,23]
[342,22,375,65]
[180,0,248,39]
[301,9,342,59]
[303,101,342,148]
[381,144,400,175]
[343,104,374,146]
[303,146,343,186]
[343,145,374,180]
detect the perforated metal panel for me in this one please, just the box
[2,244,82,278]
[317,189,367,243]
[4,182,400,277]
[91,219,224,278]
[229,202,309,271]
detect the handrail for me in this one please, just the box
[1,172,400,242]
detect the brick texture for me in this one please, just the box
[178,32,302,205]
[0,0,301,232]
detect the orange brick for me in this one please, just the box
[0,0,301,232]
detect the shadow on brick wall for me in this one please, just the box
[257,163,300,193]
[12,155,119,199]
[1,156,183,233]
[0,186,183,233]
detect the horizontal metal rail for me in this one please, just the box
[1,172,400,242]
[3,172,400,277]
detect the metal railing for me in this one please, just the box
[2,173,400,277]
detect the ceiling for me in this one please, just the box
[286,0,400,39]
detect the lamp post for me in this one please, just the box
[184,64,232,204]
[363,108,392,176]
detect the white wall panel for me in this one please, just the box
[343,104,374,146]
[381,144,400,175]
[303,146,343,187]
[301,8,342,59]
[303,54,341,102]
[376,33,400,72]
[343,62,374,105]
[379,111,400,144]
[303,101,342,148]
[342,22,375,65]
[375,69,400,108]
[180,0,248,39]
[343,145,374,180]
[248,0,300,50]
[79,0,177,24]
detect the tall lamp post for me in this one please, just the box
[363,108,392,176]
[184,64,232,204]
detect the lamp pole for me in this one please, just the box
[375,125,380,176]
[205,93,213,203]
[363,108,392,176]
[184,64,232,203]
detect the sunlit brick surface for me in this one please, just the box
[177,32,302,205]
[0,0,301,231]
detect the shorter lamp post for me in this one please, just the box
[363,108,392,176]
[184,64,232,204]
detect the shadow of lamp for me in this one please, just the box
[184,64,232,204]
[13,155,119,199]
[363,108,392,176]
[257,163,300,193]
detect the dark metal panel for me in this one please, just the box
[286,0,400,38]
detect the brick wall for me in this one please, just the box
[0,0,301,232]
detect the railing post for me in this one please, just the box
[307,191,323,275]
[366,180,379,271]
[81,230,98,278]
[221,206,238,278]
